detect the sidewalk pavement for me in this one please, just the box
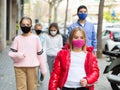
[95,58,112,90]
[0,46,16,90]
[0,46,49,90]
[0,46,112,90]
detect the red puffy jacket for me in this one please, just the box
[49,45,99,90]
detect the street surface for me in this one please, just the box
[0,46,112,90]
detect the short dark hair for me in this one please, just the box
[77,5,88,13]
[48,22,60,35]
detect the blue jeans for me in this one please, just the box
[47,55,56,74]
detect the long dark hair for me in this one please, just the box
[48,22,60,35]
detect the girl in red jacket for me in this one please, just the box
[49,27,99,90]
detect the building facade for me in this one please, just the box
[0,0,23,51]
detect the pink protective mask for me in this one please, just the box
[72,39,85,48]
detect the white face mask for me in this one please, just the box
[50,31,57,36]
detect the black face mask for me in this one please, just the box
[21,26,31,33]
[35,30,42,35]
